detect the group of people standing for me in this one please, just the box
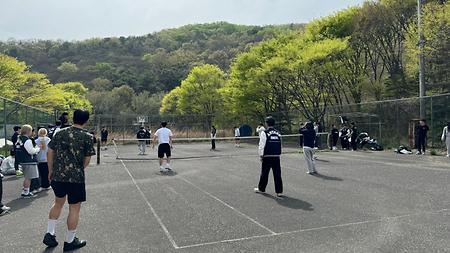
[0,110,96,251]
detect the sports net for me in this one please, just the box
[111,133,329,161]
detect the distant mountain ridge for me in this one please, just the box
[0,22,304,93]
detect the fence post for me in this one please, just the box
[3,99,7,156]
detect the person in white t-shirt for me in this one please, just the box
[234,126,240,148]
[152,122,173,172]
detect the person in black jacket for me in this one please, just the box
[254,116,283,197]
[301,122,318,175]
[350,122,358,151]
[136,127,147,155]
[416,119,429,155]
[330,124,339,150]
[11,125,23,177]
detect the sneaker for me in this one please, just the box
[446,154,449,157]
[1,205,11,212]
[254,187,265,193]
[41,187,52,191]
[160,167,168,173]
[276,193,284,198]
[21,192,35,198]
[0,209,9,216]
[16,170,24,177]
[32,188,42,194]
[63,237,86,252]
[43,233,58,248]
[416,151,421,155]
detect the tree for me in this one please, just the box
[405,1,450,93]
[57,62,78,73]
[161,64,226,127]
[132,91,164,115]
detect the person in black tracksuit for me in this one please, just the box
[254,116,283,197]
[350,122,358,151]
[330,124,339,150]
[12,126,22,176]
[417,119,429,155]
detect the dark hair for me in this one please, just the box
[420,119,426,123]
[10,149,15,156]
[306,122,314,130]
[211,125,215,129]
[73,109,90,125]
[447,122,450,129]
[140,126,144,129]
[351,122,355,126]
[55,120,62,126]
[265,116,275,127]
[161,121,167,127]
[13,126,21,131]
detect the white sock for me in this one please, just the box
[23,188,30,194]
[66,230,76,243]
[47,219,57,235]
[166,163,171,168]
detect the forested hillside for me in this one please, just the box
[0,22,303,93]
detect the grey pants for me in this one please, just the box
[446,139,450,156]
[138,142,146,154]
[303,147,316,173]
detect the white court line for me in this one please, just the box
[119,160,180,249]
[179,177,277,235]
[177,207,450,250]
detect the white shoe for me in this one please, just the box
[276,193,284,198]
[416,151,421,155]
[446,154,449,157]
[1,205,11,211]
[254,187,264,193]
[160,167,168,173]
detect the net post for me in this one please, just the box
[97,137,101,165]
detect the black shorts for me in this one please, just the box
[51,181,86,204]
[158,143,171,158]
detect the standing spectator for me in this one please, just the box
[48,121,62,139]
[136,127,147,155]
[0,172,11,216]
[298,122,305,148]
[254,116,283,197]
[100,126,108,150]
[35,128,51,190]
[42,109,95,251]
[314,122,323,149]
[11,126,23,177]
[15,125,40,198]
[145,126,151,147]
[210,126,217,151]
[30,128,41,193]
[256,123,266,135]
[350,122,359,151]
[441,122,450,157]
[234,126,241,148]
[416,119,429,155]
[340,125,350,150]
[1,150,17,175]
[59,112,71,129]
[330,124,339,150]
[301,122,318,175]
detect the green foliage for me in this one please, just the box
[161,64,225,126]
[0,54,91,112]
[405,1,450,94]
[0,22,303,93]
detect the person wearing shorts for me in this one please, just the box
[15,125,40,198]
[152,122,173,173]
[43,109,95,252]
[234,126,240,147]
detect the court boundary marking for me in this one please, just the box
[119,158,450,250]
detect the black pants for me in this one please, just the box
[351,137,358,151]
[211,139,216,150]
[258,157,283,194]
[14,158,19,171]
[0,176,3,207]
[38,163,50,188]
[418,136,427,153]
[332,135,338,147]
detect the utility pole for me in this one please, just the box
[418,0,426,119]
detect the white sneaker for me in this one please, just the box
[254,187,264,193]
[416,151,421,155]
[1,205,11,211]
[160,167,168,173]
[446,154,449,157]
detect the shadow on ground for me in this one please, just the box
[261,194,314,211]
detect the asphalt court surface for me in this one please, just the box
[2,143,450,252]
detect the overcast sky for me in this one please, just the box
[0,0,366,41]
